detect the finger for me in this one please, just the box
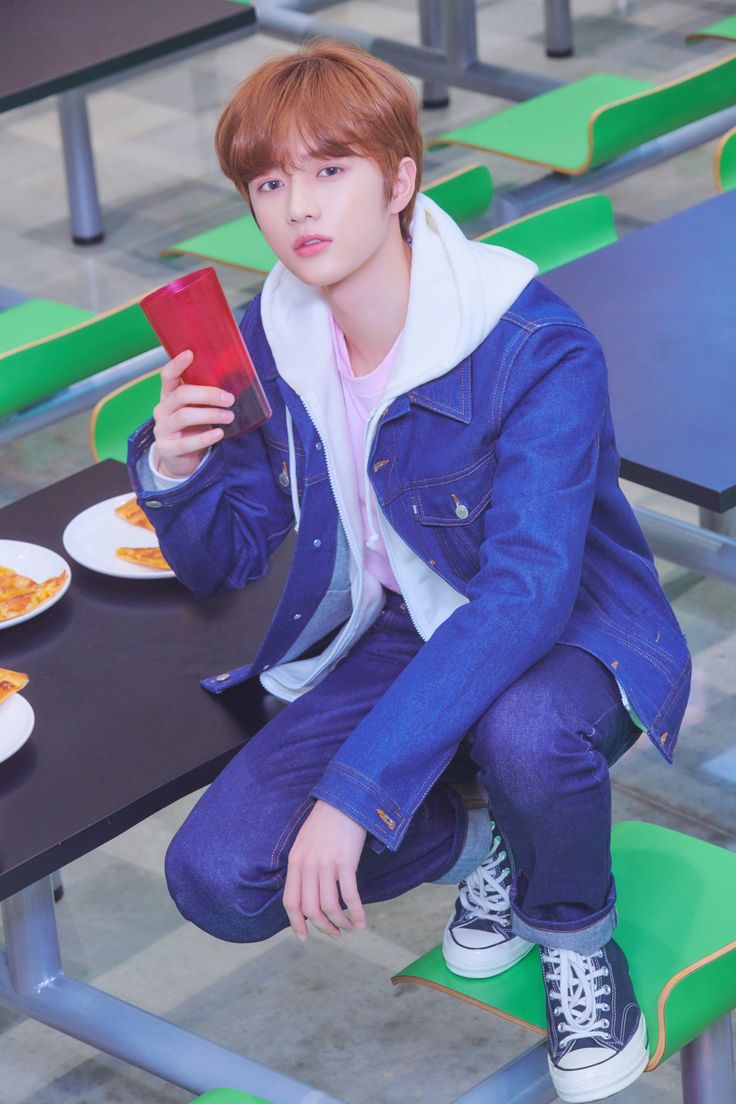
[160,350,194,400]
[319,868,353,932]
[283,862,308,942]
[162,382,236,412]
[168,404,235,432]
[338,866,366,930]
[156,426,225,459]
[302,868,341,938]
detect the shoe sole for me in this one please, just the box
[549,1014,649,1103]
[442,930,535,978]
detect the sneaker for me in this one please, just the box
[541,939,648,1103]
[442,821,534,978]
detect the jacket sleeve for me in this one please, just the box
[310,322,609,850]
[126,303,295,598]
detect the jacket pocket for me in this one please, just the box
[409,450,496,579]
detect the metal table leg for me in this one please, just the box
[635,507,736,586]
[544,0,573,57]
[0,877,343,1103]
[419,0,449,108]
[681,1014,736,1104]
[698,506,736,541]
[57,89,104,245]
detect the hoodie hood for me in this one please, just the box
[260,192,538,399]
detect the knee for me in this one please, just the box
[165,822,287,945]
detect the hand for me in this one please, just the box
[283,800,367,942]
[152,349,235,479]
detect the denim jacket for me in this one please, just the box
[128,199,690,853]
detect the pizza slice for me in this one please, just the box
[0,565,38,603]
[0,570,68,623]
[0,667,29,706]
[114,496,154,531]
[115,546,171,571]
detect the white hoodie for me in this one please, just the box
[258,194,537,701]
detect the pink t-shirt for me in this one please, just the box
[331,315,401,593]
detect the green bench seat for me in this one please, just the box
[434,54,736,174]
[478,194,617,274]
[716,127,736,191]
[0,297,159,421]
[687,16,736,45]
[162,165,494,276]
[193,1092,271,1104]
[394,821,736,1075]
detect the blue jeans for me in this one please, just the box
[166,592,640,953]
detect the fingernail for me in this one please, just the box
[221,392,235,405]
[297,933,307,943]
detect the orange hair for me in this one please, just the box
[215,38,423,240]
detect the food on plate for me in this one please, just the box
[115,546,171,571]
[0,667,29,705]
[114,496,154,531]
[0,569,69,623]
[0,565,38,603]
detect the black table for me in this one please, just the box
[543,189,736,584]
[0,0,256,242]
[0,461,340,1102]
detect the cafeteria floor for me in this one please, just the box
[2,2,735,1101]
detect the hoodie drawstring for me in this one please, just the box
[285,408,301,532]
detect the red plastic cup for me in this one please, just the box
[140,267,271,439]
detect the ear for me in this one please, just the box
[389,157,418,216]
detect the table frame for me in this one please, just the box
[1,876,733,1102]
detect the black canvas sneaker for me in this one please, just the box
[442,821,534,978]
[542,939,648,1102]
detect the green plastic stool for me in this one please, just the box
[433,54,736,174]
[477,194,617,274]
[394,821,736,1099]
[0,297,158,420]
[161,164,493,276]
[90,370,161,463]
[687,16,736,45]
[193,1091,272,1104]
[716,127,736,192]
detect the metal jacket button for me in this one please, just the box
[215,672,230,682]
[147,500,162,509]
[313,538,322,548]
[278,462,290,487]
[451,493,468,520]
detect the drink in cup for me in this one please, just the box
[140,267,271,438]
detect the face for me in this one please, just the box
[248,150,413,290]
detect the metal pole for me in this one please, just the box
[698,507,736,541]
[452,1039,557,1104]
[419,0,449,108]
[57,89,104,245]
[0,880,344,1103]
[681,1015,736,1104]
[635,507,736,586]
[544,0,573,57]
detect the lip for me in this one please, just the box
[294,235,332,255]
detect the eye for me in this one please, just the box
[318,165,343,178]
[256,178,282,193]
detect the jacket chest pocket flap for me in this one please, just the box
[409,450,496,579]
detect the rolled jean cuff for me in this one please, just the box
[431,806,492,885]
[511,903,617,955]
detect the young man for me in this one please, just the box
[128,39,691,1103]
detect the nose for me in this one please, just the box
[287,176,319,224]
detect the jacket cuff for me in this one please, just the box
[310,761,408,852]
[128,419,223,504]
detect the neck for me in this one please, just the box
[323,227,412,377]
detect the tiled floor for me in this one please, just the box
[1,1,735,1101]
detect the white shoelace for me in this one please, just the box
[541,947,612,1048]
[458,827,511,922]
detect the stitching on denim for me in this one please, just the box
[582,573,681,664]
[587,606,677,680]
[417,483,493,526]
[651,659,690,729]
[326,762,402,813]
[407,447,497,490]
[314,792,406,838]
[408,359,472,420]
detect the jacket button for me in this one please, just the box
[147,500,162,509]
[293,612,302,620]
[313,538,322,548]
[215,672,230,682]
[454,503,469,520]
[315,442,323,451]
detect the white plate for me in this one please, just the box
[0,539,72,630]
[0,693,34,763]
[62,494,175,579]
